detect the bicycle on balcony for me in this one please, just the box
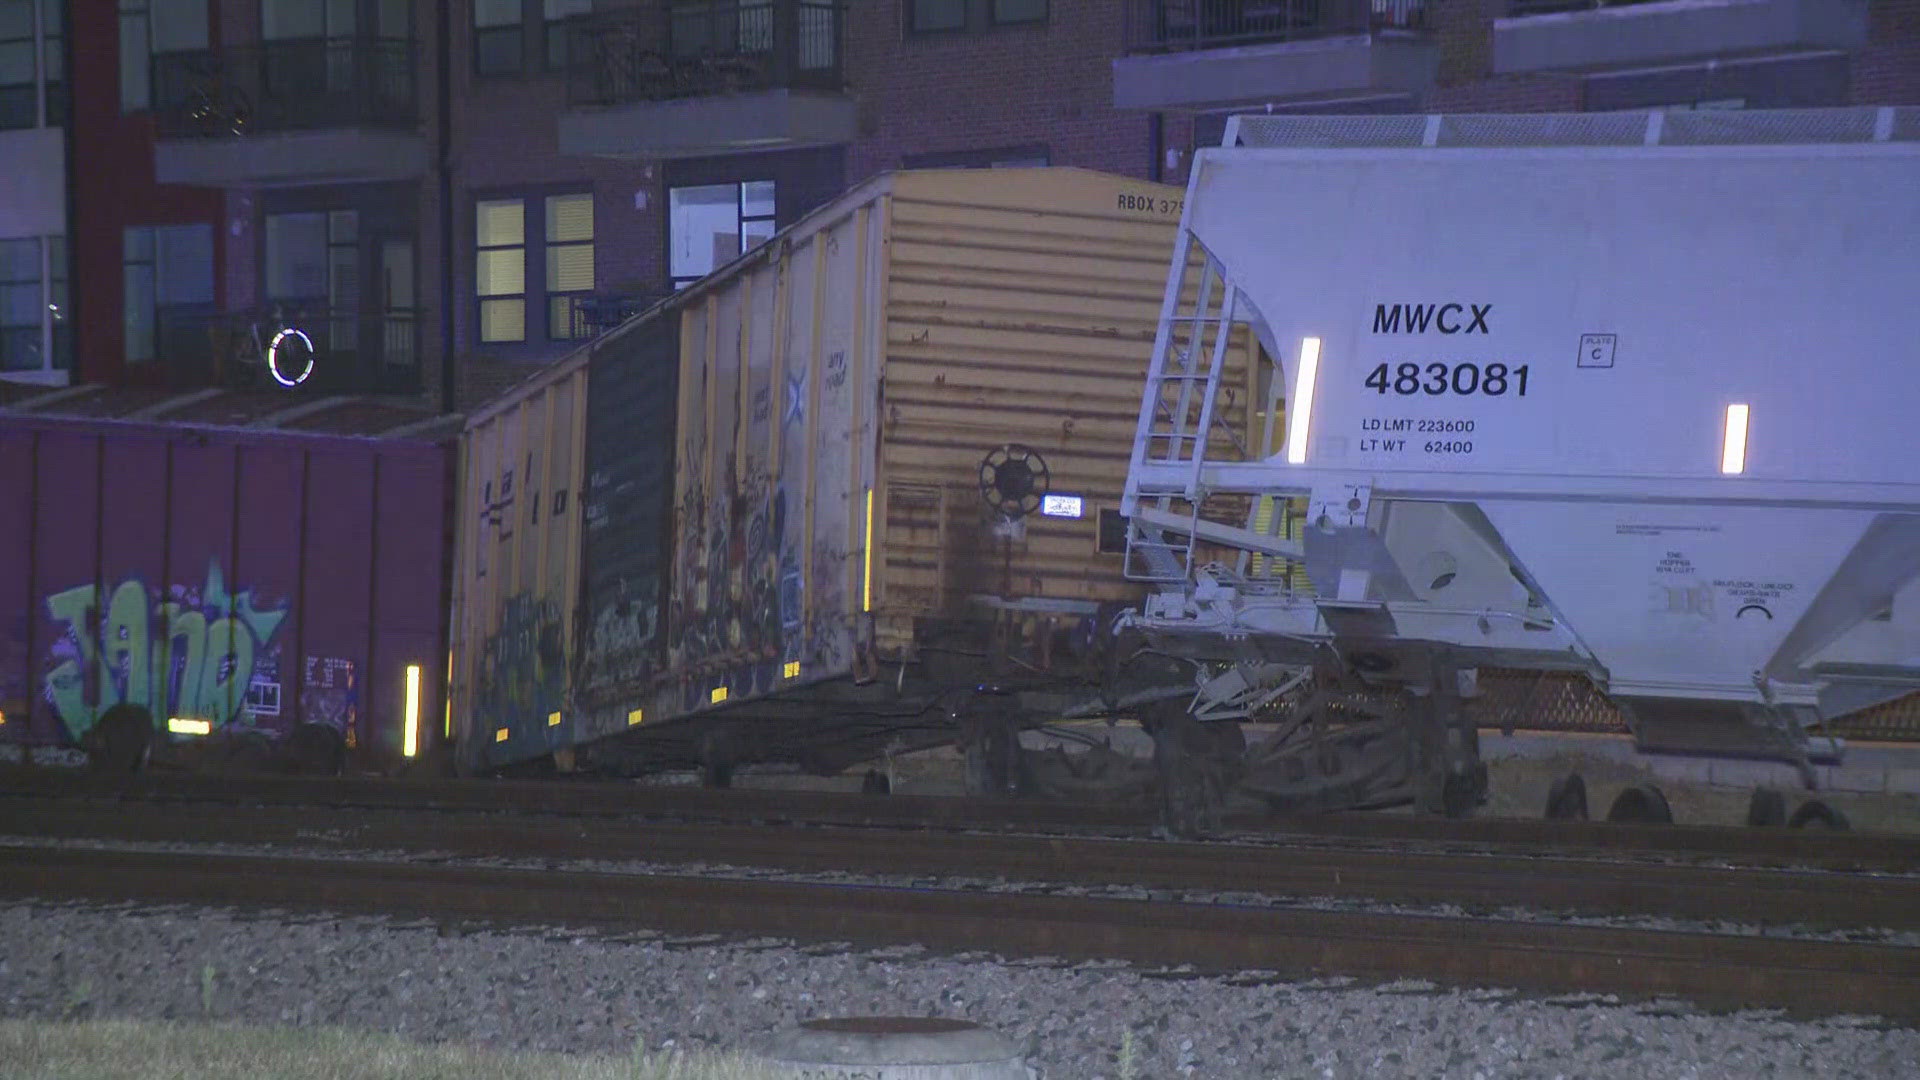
[210,307,318,390]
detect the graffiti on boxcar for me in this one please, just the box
[475,593,564,732]
[581,578,660,687]
[41,561,289,742]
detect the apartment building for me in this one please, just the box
[17,0,1915,409]
[1,0,66,386]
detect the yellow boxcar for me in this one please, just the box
[450,350,592,769]
[457,168,1260,772]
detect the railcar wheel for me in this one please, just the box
[1746,786,1788,827]
[1605,784,1673,824]
[285,723,346,776]
[1788,799,1851,831]
[223,730,276,774]
[1545,772,1589,821]
[89,704,154,776]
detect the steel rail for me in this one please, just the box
[5,768,1918,871]
[3,843,1916,1023]
[5,801,1918,932]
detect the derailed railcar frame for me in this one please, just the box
[458,168,1232,780]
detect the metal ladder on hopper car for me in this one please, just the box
[1123,226,1246,585]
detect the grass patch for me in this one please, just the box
[0,1019,782,1080]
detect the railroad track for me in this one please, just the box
[4,841,1918,1024]
[7,800,1920,932]
[7,768,1919,871]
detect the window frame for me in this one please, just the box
[988,0,1046,27]
[0,0,41,130]
[473,0,525,77]
[121,0,209,114]
[475,197,529,344]
[118,0,148,112]
[906,0,1046,36]
[542,0,591,72]
[666,179,776,290]
[471,187,596,347]
[123,223,216,367]
[543,191,595,341]
[0,235,46,373]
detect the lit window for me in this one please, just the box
[669,180,775,289]
[545,192,594,340]
[476,199,526,342]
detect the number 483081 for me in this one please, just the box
[1365,362,1530,397]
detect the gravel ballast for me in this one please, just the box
[3,901,1916,1079]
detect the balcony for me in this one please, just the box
[1113,0,1438,112]
[151,39,428,187]
[164,307,422,397]
[1493,0,1869,76]
[557,0,855,160]
[565,287,678,340]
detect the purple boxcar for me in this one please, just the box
[0,388,458,773]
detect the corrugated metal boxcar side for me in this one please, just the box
[450,352,592,768]
[0,416,454,767]
[459,168,1257,769]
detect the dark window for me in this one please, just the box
[265,209,360,360]
[910,0,1044,33]
[668,180,775,289]
[40,0,57,124]
[475,0,523,75]
[123,224,214,365]
[991,0,1045,24]
[543,0,588,70]
[0,0,58,125]
[121,0,208,113]
[0,0,33,128]
[1097,509,1128,555]
[902,144,1049,169]
[909,0,965,31]
[118,0,148,111]
[0,236,41,370]
[48,234,65,368]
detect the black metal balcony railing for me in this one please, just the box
[1124,0,1428,53]
[153,39,418,138]
[565,287,679,340]
[164,306,421,394]
[565,0,844,108]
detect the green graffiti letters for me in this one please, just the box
[44,562,289,742]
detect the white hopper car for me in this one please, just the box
[1116,107,1920,822]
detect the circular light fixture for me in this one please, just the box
[267,327,315,388]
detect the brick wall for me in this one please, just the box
[1427,0,1585,112]
[1854,0,1920,104]
[844,1,1152,183]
